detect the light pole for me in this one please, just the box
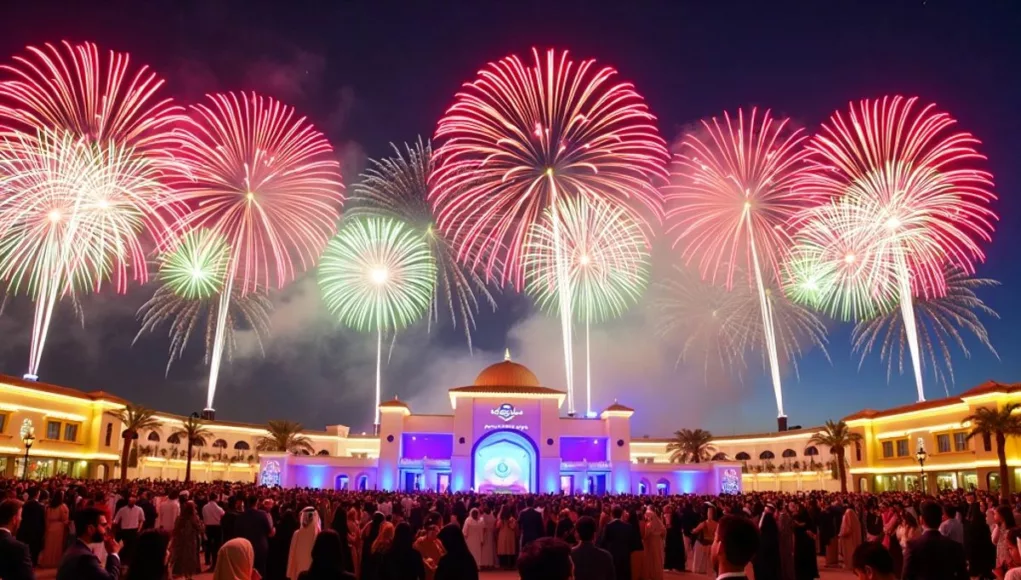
[20,421,36,480]
[915,444,928,493]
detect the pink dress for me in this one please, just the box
[39,504,68,568]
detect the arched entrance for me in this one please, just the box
[472,429,537,493]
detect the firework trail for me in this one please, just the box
[349,138,496,352]
[0,41,182,380]
[431,48,668,413]
[666,108,818,419]
[800,96,996,401]
[523,196,649,416]
[171,91,344,412]
[318,217,435,428]
[853,265,998,394]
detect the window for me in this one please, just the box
[0,412,7,433]
[882,441,894,458]
[983,433,992,452]
[896,439,909,457]
[735,452,751,461]
[63,423,79,442]
[147,432,161,442]
[855,442,862,461]
[213,439,228,449]
[937,434,951,453]
[759,450,775,460]
[782,449,797,458]
[105,423,113,447]
[233,441,250,450]
[954,432,968,452]
[46,421,61,440]
[167,433,181,445]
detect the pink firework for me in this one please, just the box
[430,47,669,289]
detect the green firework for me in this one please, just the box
[158,229,231,300]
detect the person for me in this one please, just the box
[371,522,396,578]
[598,505,638,580]
[16,487,44,567]
[0,499,35,580]
[268,507,298,580]
[756,504,781,580]
[939,505,964,545]
[298,530,355,580]
[571,515,615,580]
[287,507,320,580]
[643,509,665,580]
[125,529,171,580]
[414,519,444,580]
[435,523,479,580]
[138,492,158,531]
[777,503,795,580]
[213,537,259,580]
[711,515,759,580]
[850,542,897,580]
[519,497,545,548]
[519,537,573,580]
[965,502,996,579]
[993,506,1016,569]
[157,490,180,533]
[235,495,274,578]
[171,500,204,580]
[361,511,385,580]
[462,507,485,569]
[113,494,145,566]
[56,506,122,580]
[840,502,863,571]
[792,505,819,580]
[381,522,426,580]
[994,528,1021,580]
[39,489,69,568]
[902,501,969,580]
[663,504,686,573]
[480,506,497,569]
[496,506,518,570]
[691,505,718,576]
[203,493,226,569]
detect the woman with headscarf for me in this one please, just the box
[436,523,479,580]
[480,505,497,569]
[643,509,666,580]
[298,530,356,580]
[755,505,781,580]
[792,505,819,580]
[462,507,485,569]
[664,504,686,573]
[382,522,426,580]
[496,506,518,570]
[268,507,298,580]
[213,537,259,580]
[288,507,321,580]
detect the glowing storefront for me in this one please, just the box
[260,355,742,495]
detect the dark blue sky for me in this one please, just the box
[1,0,1019,435]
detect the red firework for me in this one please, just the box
[171,91,345,295]
[430,48,669,288]
[665,107,818,290]
[800,95,996,298]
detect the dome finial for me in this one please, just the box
[504,348,511,361]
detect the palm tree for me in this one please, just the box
[171,415,213,483]
[666,429,715,463]
[256,420,315,455]
[809,420,863,493]
[965,403,1021,499]
[107,405,162,482]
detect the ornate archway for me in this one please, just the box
[471,429,537,493]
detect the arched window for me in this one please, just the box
[781,449,797,458]
[192,438,204,447]
[804,446,819,456]
[105,423,113,447]
[855,441,863,461]
[147,432,161,442]
[759,450,775,460]
[212,439,228,449]
[167,433,181,445]
[317,450,330,456]
[710,452,729,461]
[734,452,751,461]
[234,441,250,450]
[298,449,310,456]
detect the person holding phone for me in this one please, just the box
[55,506,122,580]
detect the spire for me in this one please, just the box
[504,348,511,362]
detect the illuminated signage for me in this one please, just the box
[491,403,523,423]
[721,468,740,494]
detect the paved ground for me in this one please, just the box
[37,560,857,580]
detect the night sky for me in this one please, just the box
[1,0,1019,436]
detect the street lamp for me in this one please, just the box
[915,444,928,493]
[20,420,36,480]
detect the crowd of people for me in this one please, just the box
[0,475,1016,580]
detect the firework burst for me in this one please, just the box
[318,217,435,426]
[852,265,998,393]
[431,47,668,413]
[523,197,649,415]
[171,91,344,411]
[350,138,495,351]
[666,107,817,419]
[800,95,996,401]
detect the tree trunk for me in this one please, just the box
[120,433,133,482]
[185,439,194,483]
[837,447,848,493]
[997,432,1009,499]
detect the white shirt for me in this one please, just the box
[113,505,145,530]
[157,499,180,531]
[202,501,225,526]
[379,501,392,516]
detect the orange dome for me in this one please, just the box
[473,356,541,388]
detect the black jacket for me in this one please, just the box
[15,500,45,545]
[571,541,616,580]
[902,530,969,580]
[597,520,636,580]
[56,538,120,580]
[518,508,544,546]
[0,529,35,580]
